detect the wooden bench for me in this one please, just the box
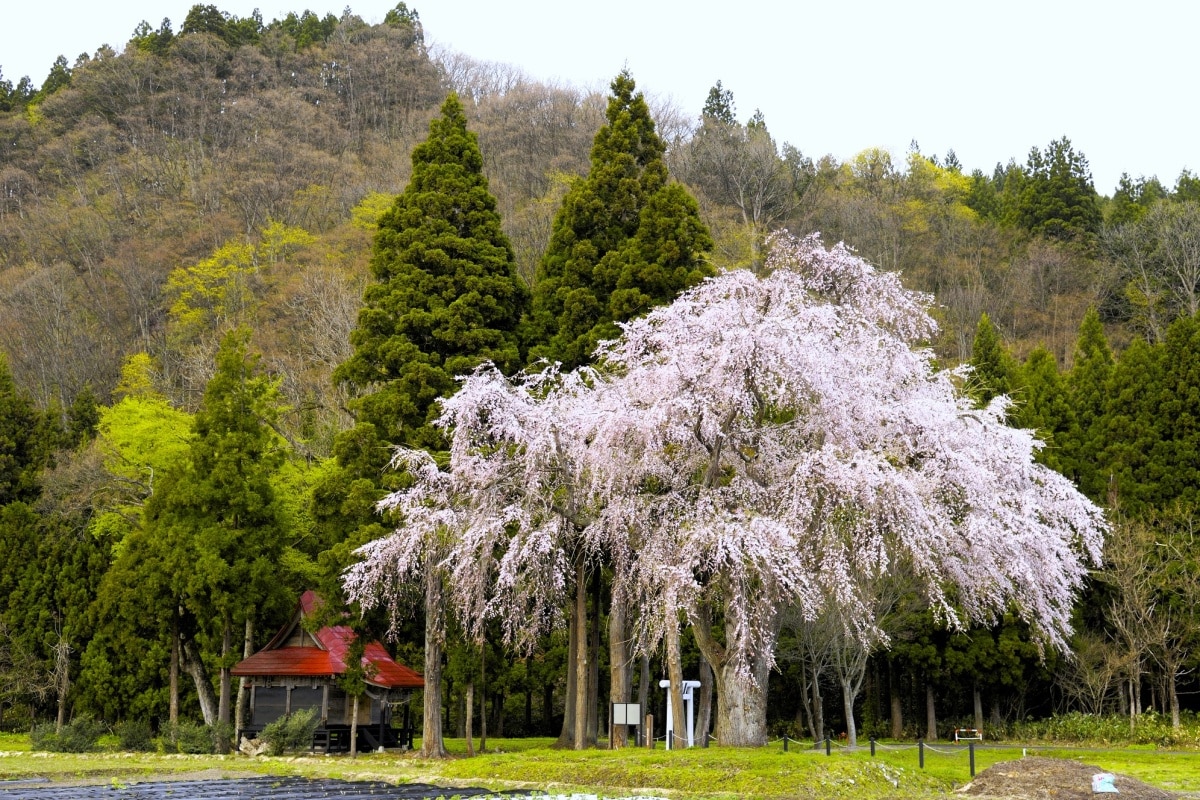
[953,727,983,742]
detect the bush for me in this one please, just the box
[115,719,154,752]
[1011,711,1200,747]
[259,708,320,756]
[30,715,105,752]
[165,720,215,754]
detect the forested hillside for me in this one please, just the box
[2,2,1199,752]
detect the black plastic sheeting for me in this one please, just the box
[0,776,521,799]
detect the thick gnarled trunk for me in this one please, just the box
[691,604,773,746]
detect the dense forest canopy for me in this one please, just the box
[2,1,1200,752]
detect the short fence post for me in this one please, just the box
[969,742,975,777]
[646,715,654,749]
[825,736,831,756]
[918,739,925,769]
[870,738,876,757]
[783,736,789,752]
[703,732,709,748]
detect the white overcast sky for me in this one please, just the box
[3,0,1195,194]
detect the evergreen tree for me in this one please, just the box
[1015,346,1073,473]
[702,80,736,124]
[328,93,529,757]
[0,353,48,506]
[1099,336,1164,513]
[527,70,713,369]
[335,92,528,455]
[1014,137,1101,243]
[1156,315,1200,508]
[967,313,1019,408]
[90,329,290,734]
[1064,308,1115,501]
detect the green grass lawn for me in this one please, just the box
[1,735,1197,799]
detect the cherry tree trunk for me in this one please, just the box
[691,604,773,746]
[840,677,858,747]
[421,570,448,758]
[710,656,770,746]
[465,681,475,757]
[664,623,687,747]
[608,592,630,747]
[572,561,589,749]
[695,656,713,745]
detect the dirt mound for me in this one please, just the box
[957,756,1174,799]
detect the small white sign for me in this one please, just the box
[613,703,641,726]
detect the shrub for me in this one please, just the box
[115,719,154,752]
[259,708,320,756]
[166,720,215,754]
[30,715,105,752]
[1011,711,1200,747]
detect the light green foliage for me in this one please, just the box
[166,240,258,343]
[166,221,315,345]
[350,192,396,231]
[82,329,293,722]
[528,71,712,369]
[90,354,194,543]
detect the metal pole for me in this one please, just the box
[969,742,975,777]
[919,739,925,769]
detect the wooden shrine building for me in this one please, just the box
[232,590,423,752]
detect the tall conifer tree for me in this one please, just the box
[336,92,529,455]
[968,313,1019,409]
[1065,308,1115,501]
[527,70,713,369]
[330,92,527,758]
[1100,336,1164,512]
[1015,346,1074,473]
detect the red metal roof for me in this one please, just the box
[232,591,424,689]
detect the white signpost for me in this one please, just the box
[658,679,702,748]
